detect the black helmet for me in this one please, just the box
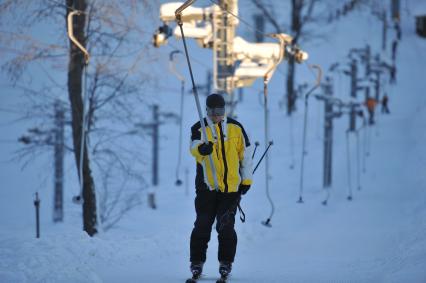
[206,93,225,116]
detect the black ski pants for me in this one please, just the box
[190,190,240,263]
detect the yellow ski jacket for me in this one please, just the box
[190,116,253,193]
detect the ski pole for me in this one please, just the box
[253,141,273,174]
[169,50,185,186]
[175,2,219,191]
[218,141,273,231]
[67,10,90,204]
[298,64,322,203]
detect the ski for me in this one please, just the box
[216,275,228,283]
[185,276,199,283]
[185,272,202,283]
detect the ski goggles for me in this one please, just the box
[206,107,225,116]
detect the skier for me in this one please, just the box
[188,93,253,282]
[394,22,402,41]
[381,94,390,114]
[365,96,377,125]
[391,40,398,62]
[390,64,397,84]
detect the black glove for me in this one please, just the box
[198,142,214,156]
[239,184,251,195]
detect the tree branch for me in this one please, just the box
[250,0,283,33]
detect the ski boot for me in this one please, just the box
[186,262,203,283]
[217,261,232,282]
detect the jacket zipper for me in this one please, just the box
[218,122,228,193]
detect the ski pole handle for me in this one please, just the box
[67,10,90,65]
[252,141,259,159]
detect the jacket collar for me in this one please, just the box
[206,116,227,141]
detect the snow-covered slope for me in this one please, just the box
[1,1,426,282]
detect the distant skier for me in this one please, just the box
[392,40,398,62]
[381,94,390,114]
[394,22,402,41]
[390,64,397,84]
[188,93,253,282]
[365,96,377,125]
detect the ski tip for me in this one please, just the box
[186,274,201,283]
[261,219,272,227]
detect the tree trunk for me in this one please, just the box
[286,56,296,115]
[286,0,303,115]
[66,0,97,236]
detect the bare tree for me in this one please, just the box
[0,0,158,234]
[250,0,367,114]
[250,0,320,115]
[66,0,98,236]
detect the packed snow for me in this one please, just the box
[1,1,426,282]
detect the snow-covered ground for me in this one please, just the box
[1,1,426,282]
